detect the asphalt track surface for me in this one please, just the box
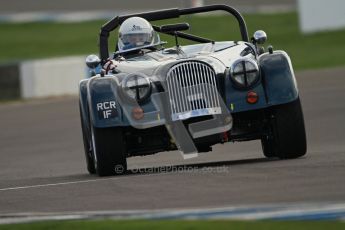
[0,67,344,214]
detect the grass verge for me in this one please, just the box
[0,219,345,230]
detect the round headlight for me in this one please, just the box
[121,73,151,102]
[230,58,259,88]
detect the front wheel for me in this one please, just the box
[91,126,127,176]
[262,97,307,159]
[79,101,96,174]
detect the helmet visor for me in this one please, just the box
[120,33,153,50]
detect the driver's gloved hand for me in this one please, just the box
[103,59,117,74]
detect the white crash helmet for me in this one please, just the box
[118,17,160,52]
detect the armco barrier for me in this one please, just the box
[0,56,86,100]
[0,63,21,100]
[298,0,345,33]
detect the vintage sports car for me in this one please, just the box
[79,5,307,176]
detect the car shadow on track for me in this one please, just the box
[40,158,282,181]
[123,157,279,176]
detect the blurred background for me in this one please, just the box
[0,0,344,100]
[0,0,295,15]
[0,1,345,227]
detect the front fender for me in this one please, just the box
[87,76,127,128]
[79,79,90,131]
[259,51,299,106]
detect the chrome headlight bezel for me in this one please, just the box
[121,73,152,103]
[230,58,260,89]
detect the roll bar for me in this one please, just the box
[99,4,249,62]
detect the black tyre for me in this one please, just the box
[261,135,276,158]
[262,97,307,159]
[91,126,127,176]
[79,102,96,174]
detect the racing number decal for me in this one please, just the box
[97,101,117,119]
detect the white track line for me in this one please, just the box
[0,178,113,191]
[0,173,161,192]
[0,165,230,192]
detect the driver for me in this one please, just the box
[103,17,160,73]
[118,17,160,52]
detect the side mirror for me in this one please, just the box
[85,54,101,69]
[253,30,267,45]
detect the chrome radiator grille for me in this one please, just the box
[166,61,221,121]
